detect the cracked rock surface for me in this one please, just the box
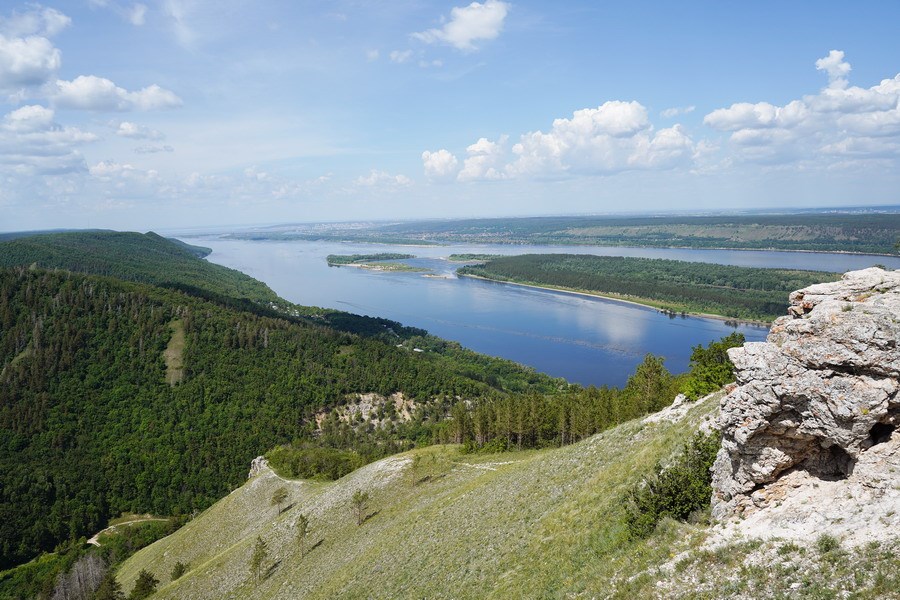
[712,267,900,526]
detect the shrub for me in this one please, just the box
[267,444,364,481]
[625,431,722,539]
[171,561,187,580]
[816,534,841,554]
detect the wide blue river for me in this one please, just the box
[191,238,900,387]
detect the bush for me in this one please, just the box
[171,561,187,580]
[267,444,364,481]
[625,431,722,539]
[816,534,841,554]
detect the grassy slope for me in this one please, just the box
[117,395,721,599]
[117,390,900,599]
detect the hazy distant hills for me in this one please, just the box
[230,213,900,254]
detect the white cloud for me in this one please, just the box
[53,75,183,111]
[412,0,510,52]
[816,49,851,89]
[661,105,695,118]
[0,105,97,176]
[90,1,147,26]
[366,49,379,62]
[422,149,459,179]
[128,4,148,26]
[244,166,269,181]
[506,101,693,177]
[356,169,412,187]
[458,136,507,181]
[703,51,900,164]
[0,33,61,92]
[3,104,54,132]
[390,49,413,64]
[134,144,174,153]
[0,6,71,37]
[115,120,164,139]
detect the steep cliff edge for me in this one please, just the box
[712,267,900,544]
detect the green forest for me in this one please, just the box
[458,254,839,321]
[0,231,751,592]
[325,253,415,265]
[0,233,568,571]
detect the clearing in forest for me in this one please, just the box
[163,319,185,385]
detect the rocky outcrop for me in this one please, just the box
[712,267,900,523]
[248,456,269,479]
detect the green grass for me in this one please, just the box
[116,390,900,599]
[117,395,722,599]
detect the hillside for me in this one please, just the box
[0,260,561,569]
[0,230,278,306]
[117,394,721,599]
[229,213,900,255]
[117,391,900,599]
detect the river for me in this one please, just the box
[189,238,900,387]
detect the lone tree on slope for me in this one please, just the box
[271,486,289,515]
[249,536,269,583]
[351,490,370,526]
[296,513,310,557]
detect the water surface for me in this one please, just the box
[192,239,898,386]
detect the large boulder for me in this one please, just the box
[712,267,900,520]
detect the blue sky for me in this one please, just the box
[2,1,900,231]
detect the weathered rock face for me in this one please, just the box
[248,456,269,479]
[712,267,900,520]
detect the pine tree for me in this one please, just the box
[249,536,268,582]
[351,490,370,526]
[296,514,310,557]
[127,569,158,600]
[271,487,289,515]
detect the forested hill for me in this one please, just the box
[249,213,900,254]
[0,231,277,306]
[459,254,840,322]
[0,265,562,569]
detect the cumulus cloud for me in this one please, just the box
[412,0,510,52]
[356,169,412,187]
[816,49,851,89]
[115,120,164,139]
[506,101,693,177]
[422,149,459,179]
[0,105,97,176]
[52,75,183,111]
[458,136,507,181]
[0,32,61,93]
[704,50,900,164]
[0,5,70,95]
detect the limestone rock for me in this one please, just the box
[712,267,900,521]
[248,456,269,479]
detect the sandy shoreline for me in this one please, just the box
[458,274,772,328]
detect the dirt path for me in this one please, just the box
[87,516,170,546]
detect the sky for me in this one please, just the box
[1,0,900,232]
